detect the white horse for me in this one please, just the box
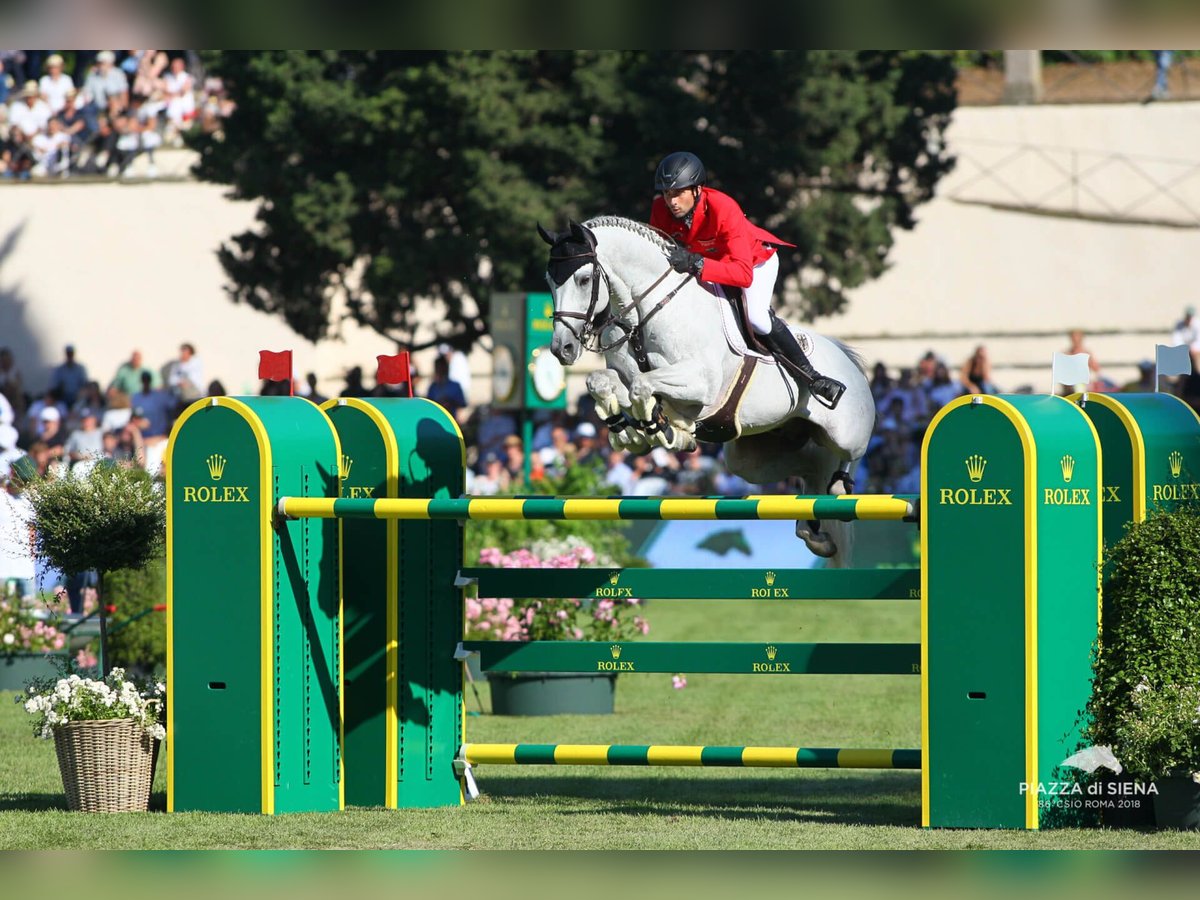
[539,216,876,565]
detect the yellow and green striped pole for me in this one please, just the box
[461,743,920,769]
[279,494,917,523]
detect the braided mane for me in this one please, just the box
[583,216,672,253]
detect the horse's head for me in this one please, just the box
[538,219,605,366]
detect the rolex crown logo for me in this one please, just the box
[765,571,776,587]
[965,454,987,483]
[1170,450,1184,479]
[340,454,353,479]
[206,454,227,481]
[1060,454,1075,483]
[609,572,620,586]
[610,644,622,659]
[766,645,778,661]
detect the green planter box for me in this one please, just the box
[488,672,616,716]
[1154,777,1200,830]
[0,653,68,691]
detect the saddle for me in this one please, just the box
[693,287,811,444]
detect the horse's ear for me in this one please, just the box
[536,222,558,246]
[569,219,597,250]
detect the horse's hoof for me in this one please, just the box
[801,535,838,558]
[795,524,838,558]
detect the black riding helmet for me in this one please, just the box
[654,151,706,192]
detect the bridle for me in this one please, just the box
[548,240,693,373]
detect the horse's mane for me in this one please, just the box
[583,216,672,253]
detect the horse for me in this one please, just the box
[538,216,876,565]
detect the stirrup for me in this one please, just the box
[809,377,845,411]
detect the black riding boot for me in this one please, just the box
[764,316,846,408]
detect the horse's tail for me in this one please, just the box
[831,339,868,377]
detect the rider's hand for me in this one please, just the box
[668,244,704,278]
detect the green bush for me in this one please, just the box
[24,463,165,577]
[463,458,640,567]
[1088,509,1200,780]
[104,559,167,676]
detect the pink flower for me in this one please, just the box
[672,675,687,690]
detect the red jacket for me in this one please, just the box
[649,187,793,288]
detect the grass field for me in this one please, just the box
[2,597,1198,849]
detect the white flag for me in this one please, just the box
[1051,352,1091,393]
[1156,343,1192,385]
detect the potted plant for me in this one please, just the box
[21,667,165,811]
[1087,508,1200,829]
[21,460,165,675]
[469,536,649,715]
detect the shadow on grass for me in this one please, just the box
[477,771,921,827]
[0,790,168,813]
[0,792,69,812]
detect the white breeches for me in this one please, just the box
[707,251,778,335]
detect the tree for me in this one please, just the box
[193,51,955,349]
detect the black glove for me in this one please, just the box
[668,244,704,277]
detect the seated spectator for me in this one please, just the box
[959,345,999,395]
[83,51,129,118]
[101,387,133,433]
[31,116,70,175]
[55,90,93,159]
[64,408,104,471]
[2,125,37,179]
[110,349,159,397]
[301,372,327,404]
[106,422,146,469]
[38,54,74,114]
[165,342,204,404]
[924,362,963,411]
[129,94,162,178]
[162,56,195,141]
[676,452,717,495]
[0,423,22,480]
[630,453,670,496]
[501,434,525,483]
[472,450,510,496]
[341,366,369,398]
[9,81,51,137]
[130,372,174,442]
[573,422,602,466]
[49,344,88,406]
[77,114,116,174]
[425,356,466,419]
[0,347,26,423]
[870,362,893,404]
[604,449,635,495]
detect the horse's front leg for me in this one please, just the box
[629,374,697,452]
[588,369,650,454]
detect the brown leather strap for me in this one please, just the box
[695,356,759,444]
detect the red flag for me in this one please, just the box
[258,350,293,395]
[376,352,412,397]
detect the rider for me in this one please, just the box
[649,151,846,408]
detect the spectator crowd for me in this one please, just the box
[0,50,233,180]
[5,315,1199,601]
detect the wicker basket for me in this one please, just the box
[52,718,158,812]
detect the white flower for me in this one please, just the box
[2,633,13,645]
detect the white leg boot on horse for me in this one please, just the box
[630,378,697,452]
[587,370,650,454]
